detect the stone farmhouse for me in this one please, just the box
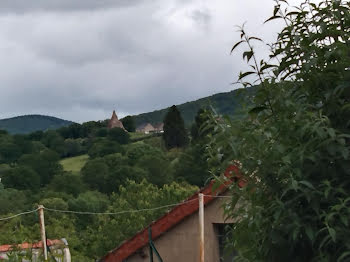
[100,165,244,262]
[136,123,164,134]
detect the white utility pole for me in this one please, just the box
[198,193,204,262]
[38,205,48,261]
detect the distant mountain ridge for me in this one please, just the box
[132,88,249,127]
[1,88,249,134]
[0,115,74,134]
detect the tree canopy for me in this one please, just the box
[206,1,350,261]
[163,105,189,149]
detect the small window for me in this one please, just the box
[215,223,236,262]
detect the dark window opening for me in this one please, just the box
[215,223,236,262]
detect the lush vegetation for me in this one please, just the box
[131,88,247,127]
[206,0,350,261]
[0,106,213,260]
[60,154,89,174]
[0,88,246,135]
[0,115,74,134]
[163,105,189,149]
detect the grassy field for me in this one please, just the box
[60,154,89,174]
[129,132,151,140]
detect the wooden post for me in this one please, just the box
[198,193,204,262]
[149,227,154,262]
[38,205,48,261]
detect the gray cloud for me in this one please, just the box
[0,0,145,13]
[189,9,211,28]
[0,0,287,123]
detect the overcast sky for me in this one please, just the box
[0,0,297,123]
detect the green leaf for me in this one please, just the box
[231,40,245,53]
[340,215,349,227]
[299,181,315,190]
[243,51,254,62]
[248,37,263,42]
[305,227,314,242]
[238,71,255,80]
[273,5,280,16]
[285,11,300,17]
[291,179,298,191]
[337,251,350,262]
[261,63,278,71]
[328,227,336,242]
[264,15,282,23]
[328,128,336,138]
[319,234,331,249]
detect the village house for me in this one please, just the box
[0,239,71,262]
[108,110,126,131]
[136,123,155,134]
[136,123,163,134]
[100,165,244,262]
[153,123,164,133]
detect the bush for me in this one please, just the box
[2,166,40,191]
[88,140,124,158]
[107,128,130,144]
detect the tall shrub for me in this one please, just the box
[207,1,350,261]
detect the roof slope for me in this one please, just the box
[0,239,66,252]
[101,165,243,262]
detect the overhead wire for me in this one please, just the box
[44,198,199,215]
[0,208,39,222]
[0,195,235,221]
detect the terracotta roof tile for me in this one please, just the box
[0,239,64,253]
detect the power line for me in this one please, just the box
[0,208,39,222]
[203,195,234,199]
[44,198,199,215]
[0,195,234,221]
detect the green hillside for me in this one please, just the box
[132,88,250,127]
[0,114,74,134]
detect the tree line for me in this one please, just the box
[0,104,214,260]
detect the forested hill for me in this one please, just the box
[0,115,74,134]
[132,88,249,126]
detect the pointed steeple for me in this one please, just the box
[112,110,118,120]
[107,110,126,131]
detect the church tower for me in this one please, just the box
[107,110,126,130]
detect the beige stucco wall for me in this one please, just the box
[125,196,233,262]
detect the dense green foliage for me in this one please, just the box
[0,115,73,134]
[132,88,247,127]
[163,105,189,149]
[206,1,350,261]
[121,115,136,132]
[0,111,210,259]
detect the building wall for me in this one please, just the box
[136,124,155,134]
[126,196,233,262]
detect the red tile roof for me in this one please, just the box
[101,165,244,262]
[0,239,64,253]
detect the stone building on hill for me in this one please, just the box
[136,123,164,134]
[136,123,155,134]
[153,123,164,133]
[107,110,126,130]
